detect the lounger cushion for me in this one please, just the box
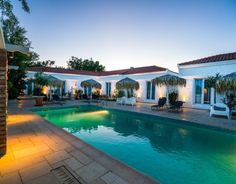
[213,106,226,111]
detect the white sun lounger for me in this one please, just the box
[210,103,230,119]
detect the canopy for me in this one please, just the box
[216,72,236,93]
[116,77,139,90]
[81,79,101,89]
[29,74,64,88]
[151,74,186,87]
[45,75,64,87]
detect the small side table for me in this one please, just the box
[231,109,236,117]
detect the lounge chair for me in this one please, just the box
[52,94,65,105]
[125,97,136,106]
[210,103,230,119]
[168,101,184,112]
[151,97,167,110]
[116,96,126,105]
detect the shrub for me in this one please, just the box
[168,91,178,105]
[75,89,83,99]
[118,90,125,98]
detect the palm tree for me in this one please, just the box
[32,72,49,95]
[205,73,222,89]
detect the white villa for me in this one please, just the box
[26,52,236,110]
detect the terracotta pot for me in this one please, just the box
[35,97,44,106]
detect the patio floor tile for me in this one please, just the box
[0,171,22,184]
[75,161,108,183]
[45,150,70,164]
[70,150,93,165]
[13,144,50,159]
[19,161,52,183]
[24,173,60,184]
[101,171,129,184]
[64,157,84,171]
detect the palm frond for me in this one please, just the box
[116,77,139,90]
[151,74,186,87]
[81,79,101,89]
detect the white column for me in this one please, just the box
[210,88,215,105]
[32,82,34,95]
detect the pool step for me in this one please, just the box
[51,166,82,184]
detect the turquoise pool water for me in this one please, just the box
[35,106,236,184]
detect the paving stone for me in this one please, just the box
[101,171,129,184]
[24,173,60,184]
[20,161,52,183]
[95,155,118,169]
[49,141,74,152]
[75,161,108,183]
[90,178,107,184]
[11,140,35,151]
[45,150,70,164]
[0,157,33,175]
[82,146,104,159]
[71,140,86,149]
[70,150,93,165]
[13,144,50,159]
[64,157,84,171]
[0,171,22,184]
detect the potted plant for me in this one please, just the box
[31,72,49,106]
[118,90,125,98]
[168,91,178,105]
[75,89,83,99]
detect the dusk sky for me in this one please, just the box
[13,0,236,71]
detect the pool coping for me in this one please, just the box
[30,109,160,184]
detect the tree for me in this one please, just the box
[67,56,105,72]
[0,0,37,99]
[29,60,55,67]
[0,0,29,17]
[205,73,222,89]
[31,72,49,95]
[7,52,33,99]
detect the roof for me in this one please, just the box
[0,26,29,54]
[27,66,101,76]
[178,52,236,66]
[27,65,167,76]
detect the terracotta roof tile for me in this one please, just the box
[27,65,167,76]
[178,52,236,66]
[27,67,100,76]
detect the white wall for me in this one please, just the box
[26,70,178,103]
[178,60,236,109]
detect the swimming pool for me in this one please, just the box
[35,105,236,184]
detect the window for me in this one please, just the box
[88,87,92,96]
[151,82,155,100]
[84,86,92,96]
[146,81,155,100]
[195,79,203,104]
[106,82,111,97]
[204,80,211,104]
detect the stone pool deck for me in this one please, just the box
[0,100,159,184]
[0,99,235,184]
